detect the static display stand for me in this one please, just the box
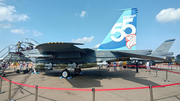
[0,76,5,94]
[1,65,180,101]
[149,85,154,101]
[8,80,14,101]
[8,80,11,101]
[92,88,95,101]
[164,70,169,82]
[35,85,38,101]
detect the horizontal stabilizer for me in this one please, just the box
[112,51,172,62]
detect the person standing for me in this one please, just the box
[135,60,139,73]
[122,61,127,71]
[146,61,150,72]
[16,41,23,52]
[26,62,29,69]
[20,61,23,70]
[2,62,6,70]
[32,62,36,74]
[23,61,26,69]
[114,63,117,71]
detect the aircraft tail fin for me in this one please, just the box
[152,39,175,56]
[98,8,138,50]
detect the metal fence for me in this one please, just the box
[0,65,180,101]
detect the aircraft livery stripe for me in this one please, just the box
[165,39,175,42]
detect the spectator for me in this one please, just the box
[26,62,29,69]
[32,62,36,74]
[114,63,117,71]
[146,61,150,72]
[135,60,139,73]
[20,61,23,70]
[107,64,110,70]
[122,61,127,71]
[2,62,6,70]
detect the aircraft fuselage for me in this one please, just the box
[21,49,152,64]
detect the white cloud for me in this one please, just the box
[11,29,28,34]
[0,5,29,22]
[0,23,10,28]
[33,30,43,36]
[80,11,86,17]
[0,2,5,6]
[94,43,101,48]
[72,36,94,43]
[156,8,180,23]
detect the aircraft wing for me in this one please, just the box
[35,42,86,53]
[112,51,172,62]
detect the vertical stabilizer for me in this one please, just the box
[152,39,175,56]
[98,8,138,50]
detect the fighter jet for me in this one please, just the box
[129,39,175,64]
[20,8,173,78]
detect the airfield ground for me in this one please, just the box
[0,66,180,101]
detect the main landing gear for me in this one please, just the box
[61,68,81,78]
[74,68,81,75]
[61,69,70,78]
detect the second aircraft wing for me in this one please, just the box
[111,51,172,62]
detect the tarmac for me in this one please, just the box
[0,66,180,101]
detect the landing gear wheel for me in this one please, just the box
[16,69,20,74]
[74,68,81,75]
[61,69,70,78]
[23,69,29,74]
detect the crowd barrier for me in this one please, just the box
[0,65,180,101]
